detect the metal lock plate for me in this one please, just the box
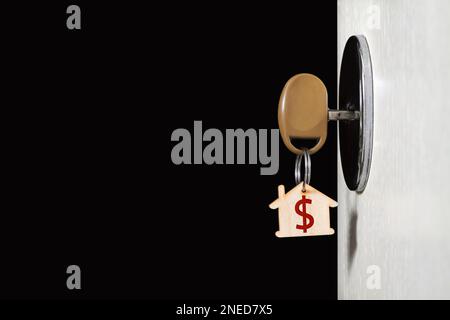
[278,73,328,155]
[339,35,373,192]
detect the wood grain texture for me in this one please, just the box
[338,0,450,299]
[269,183,337,238]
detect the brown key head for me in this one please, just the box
[278,73,328,155]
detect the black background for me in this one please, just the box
[2,1,337,299]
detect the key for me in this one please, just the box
[278,73,359,155]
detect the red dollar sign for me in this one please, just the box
[295,195,314,233]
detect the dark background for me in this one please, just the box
[2,1,337,299]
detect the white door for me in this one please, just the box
[338,0,450,299]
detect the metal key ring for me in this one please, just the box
[295,148,311,192]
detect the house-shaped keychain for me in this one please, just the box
[269,183,337,238]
